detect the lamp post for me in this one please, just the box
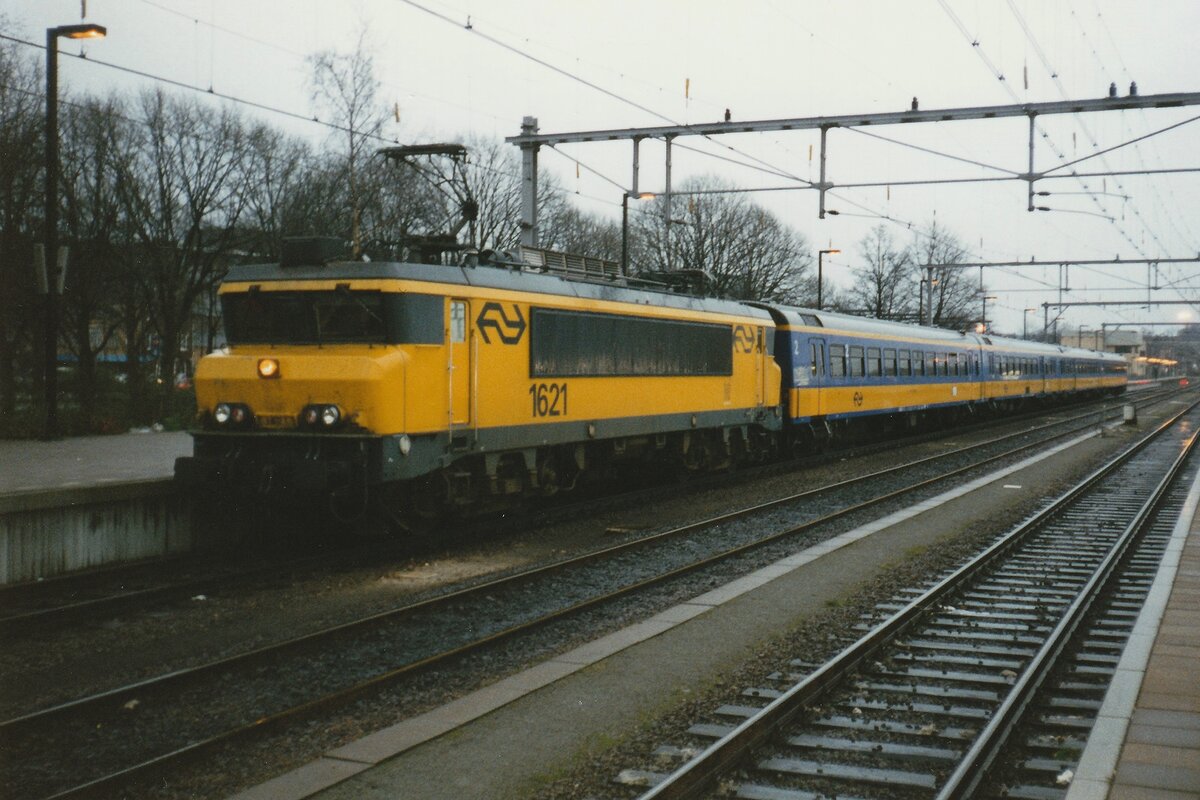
[980,295,996,334]
[817,248,839,311]
[1023,307,1037,339]
[43,22,106,439]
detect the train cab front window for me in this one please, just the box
[221,290,444,345]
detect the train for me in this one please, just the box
[175,239,1127,529]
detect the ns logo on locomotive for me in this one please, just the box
[177,237,1126,533]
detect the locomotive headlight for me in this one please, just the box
[214,403,232,424]
[303,406,321,426]
[230,405,248,425]
[257,358,280,379]
[321,405,341,427]
[398,434,411,456]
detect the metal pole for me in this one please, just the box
[926,265,935,326]
[631,137,641,197]
[43,28,59,439]
[620,192,629,277]
[1026,113,1037,211]
[518,116,539,247]
[818,126,829,219]
[817,250,824,310]
[664,135,673,271]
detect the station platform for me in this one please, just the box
[1067,466,1200,800]
[0,430,190,495]
[0,431,194,584]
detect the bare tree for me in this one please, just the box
[631,175,812,301]
[846,224,917,320]
[0,35,43,417]
[117,90,250,408]
[58,95,129,415]
[239,124,313,260]
[908,220,976,329]
[307,31,389,259]
[540,203,622,261]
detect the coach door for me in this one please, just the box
[807,337,826,417]
[448,299,471,427]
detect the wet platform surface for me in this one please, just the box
[0,431,190,495]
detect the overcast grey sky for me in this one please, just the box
[7,0,1200,336]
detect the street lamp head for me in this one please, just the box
[52,23,107,39]
[819,248,841,255]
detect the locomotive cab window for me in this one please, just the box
[222,290,443,345]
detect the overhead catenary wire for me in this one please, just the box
[935,0,1148,259]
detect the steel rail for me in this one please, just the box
[639,396,1199,799]
[8,392,1174,799]
[935,416,1200,798]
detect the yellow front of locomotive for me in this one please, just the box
[179,274,453,508]
[193,279,411,435]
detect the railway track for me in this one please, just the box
[0,389,1170,638]
[630,397,1200,800]
[0,389,1182,799]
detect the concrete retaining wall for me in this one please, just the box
[0,481,193,585]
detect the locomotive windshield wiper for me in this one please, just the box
[335,284,386,333]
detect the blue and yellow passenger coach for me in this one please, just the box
[758,305,1126,446]
[178,250,782,523]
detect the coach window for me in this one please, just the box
[848,345,865,377]
[810,342,825,376]
[898,349,911,376]
[883,348,897,376]
[830,344,846,377]
[450,300,467,342]
[867,347,881,377]
[948,352,958,376]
